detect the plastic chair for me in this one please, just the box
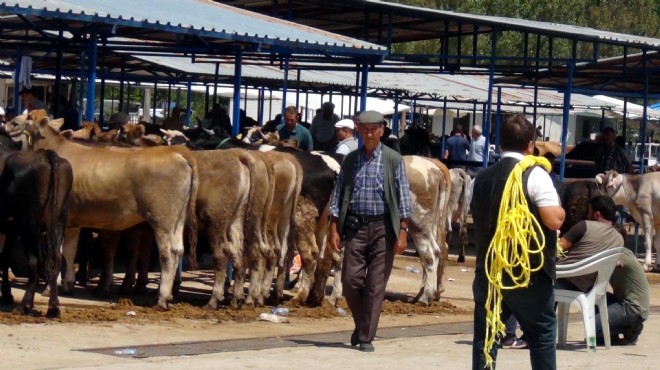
[555,247,626,351]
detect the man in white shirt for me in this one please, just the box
[334,119,358,156]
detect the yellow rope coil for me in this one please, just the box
[483,155,552,367]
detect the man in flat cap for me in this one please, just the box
[19,87,48,115]
[310,101,340,150]
[328,110,413,352]
[334,119,358,156]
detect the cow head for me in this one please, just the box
[160,129,190,146]
[595,170,624,197]
[5,114,63,151]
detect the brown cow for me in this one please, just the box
[8,116,198,310]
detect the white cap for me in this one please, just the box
[335,119,354,130]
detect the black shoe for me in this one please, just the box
[359,342,374,352]
[621,320,644,345]
[350,329,359,347]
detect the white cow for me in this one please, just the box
[596,171,660,271]
[447,168,472,263]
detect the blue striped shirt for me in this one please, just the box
[330,143,413,219]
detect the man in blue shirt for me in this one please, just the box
[445,124,470,164]
[328,110,413,353]
[276,106,313,151]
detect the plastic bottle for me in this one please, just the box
[406,265,420,273]
[336,307,347,316]
[270,307,289,316]
[113,348,137,356]
[258,312,289,323]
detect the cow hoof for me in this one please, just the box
[230,297,244,309]
[2,294,14,304]
[152,303,169,312]
[457,255,466,263]
[60,282,75,296]
[46,307,60,318]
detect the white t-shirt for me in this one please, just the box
[501,152,560,208]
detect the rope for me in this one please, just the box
[482,155,551,367]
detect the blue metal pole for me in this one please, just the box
[78,52,85,125]
[622,97,628,143]
[559,62,575,181]
[99,78,105,125]
[13,49,21,113]
[85,34,97,122]
[360,63,368,112]
[392,91,400,135]
[118,61,125,113]
[185,81,192,126]
[295,70,301,110]
[213,63,219,105]
[533,81,539,129]
[257,86,265,124]
[152,82,157,124]
[281,57,289,115]
[441,97,448,156]
[495,87,502,154]
[482,32,496,168]
[232,50,242,137]
[640,70,648,173]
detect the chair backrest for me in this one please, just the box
[556,247,626,294]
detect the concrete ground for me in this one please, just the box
[1,253,658,370]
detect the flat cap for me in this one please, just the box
[358,110,384,124]
[335,119,354,129]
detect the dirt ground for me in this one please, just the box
[1,253,658,370]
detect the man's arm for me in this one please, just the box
[559,221,587,250]
[538,206,565,231]
[444,149,449,159]
[527,167,565,230]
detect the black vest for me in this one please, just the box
[470,157,557,279]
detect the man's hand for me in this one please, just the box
[329,221,341,252]
[394,230,408,254]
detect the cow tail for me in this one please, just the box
[460,171,471,226]
[186,155,200,271]
[44,151,68,286]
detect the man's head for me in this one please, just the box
[321,101,335,118]
[335,119,354,141]
[453,124,464,135]
[171,106,182,118]
[357,110,384,151]
[588,195,618,223]
[601,127,616,146]
[471,124,482,138]
[107,111,129,130]
[284,106,299,131]
[500,114,535,154]
[19,87,36,109]
[352,110,361,125]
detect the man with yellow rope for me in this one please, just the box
[470,114,565,370]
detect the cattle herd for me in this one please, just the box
[0,112,657,321]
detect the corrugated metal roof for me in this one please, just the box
[131,54,614,109]
[368,0,660,49]
[0,0,387,56]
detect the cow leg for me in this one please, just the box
[152,225,184,310]
[274,236,295,304]
[134,231,154,295]
[642,213,654,271]
[458,219,468,263]
[60,227,82,295]
[245,256,265,307]
[207,228,230,310]
[436,238,449,299]
[20,230,40,314]
[327,249,344,307]
[411,228,440,305]
[1,233,16,304]
[653,222,660,271]
[119,228,142,294]
[93,230,121,298]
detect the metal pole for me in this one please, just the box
[640,70,649,173]
[622,97,628,143]
[78,52,85,125]
[213,63,219,106]
[258,86,265,124]
[152,82,157,124]
[360,63,368,111]
[281,57,289,115]
[85,34,97,122]
[533,80,539,129]
[53,30,63,118]
[392,91,400,136]
[559,62,575,181]
[185,82,192,126]
[295,70,301,110]
[232,50,242,137]
[13,49,21,113]
[495,87,502,154]
[441,97,448,156]
[99,78,105,125]
[118,60,125,113]
[482,32,496,168]
[204,85,210,116]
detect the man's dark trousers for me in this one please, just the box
[342,220,396,343]
[472,272,557,370]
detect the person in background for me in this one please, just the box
[334,119,358,156]
[310,101,340,150]
[594,127,633,174]
[19,87,48,115]
[328,110,412,353]
[467,124,486,177]
[277,105,313,151]
[106,111,129,131]
[445,124,470,165]
[162,106,186,131]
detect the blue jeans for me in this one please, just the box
[472,272,557,370]
[596,293,643,337]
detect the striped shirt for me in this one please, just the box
[330,143,413,219]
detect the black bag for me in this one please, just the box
[342,215,362,241]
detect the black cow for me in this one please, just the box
[0,130,73,317]
[557,179,603,235]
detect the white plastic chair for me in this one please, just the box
[555,247,626,351]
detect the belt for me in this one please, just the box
[350,213,387,224]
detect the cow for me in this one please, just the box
[7,115,199,310]
[447,168,472,263]
[0,129,73,317]
[556,179,603,235]
[321,155,451,306]
[596,171,660,271]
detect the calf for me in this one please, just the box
[596,171,660,271]
[0,136,72,317]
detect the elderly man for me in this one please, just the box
[276,105,313,151]
[334,119,358,156]
[594,127,633,174]
[468,124,487,177]
[329,110,413,353]
[310,101,340,150]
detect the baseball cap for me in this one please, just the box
[335,119,354,130]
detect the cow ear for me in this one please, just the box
[595,174,604,185]
[38,117,50,129]
[60,129,74,140]
[49,118,64,130]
